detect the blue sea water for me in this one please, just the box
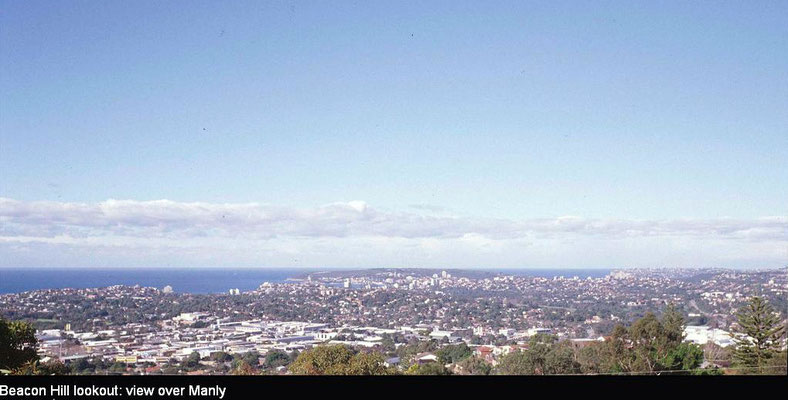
[0,267,612,294]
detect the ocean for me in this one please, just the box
[0,267,611,294]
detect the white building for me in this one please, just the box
[429,330,460,342]
[498,328,516,337]
[315,331,338,341]
[683,326,735,347]
[527,327,553,336]
[173,312,211,324]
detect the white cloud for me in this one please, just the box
[0,197,785,268]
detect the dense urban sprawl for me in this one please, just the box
[1,267,785,375]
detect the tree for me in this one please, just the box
[209,351,232,363]
[406,362,451,375]
[182,352,202,370]
[436,343,472,364]
[661,342,703,373]
[604,324,636,373]
[70,358,92,375]
[544,340,580,375]
[231,360,258,375]
[290,345,354,375]
[593,311,707,375]
[38,359,70,375]
[577,342,606,374]
[241,351,260,367]
[379,336,396,355]
[731,296,786,374]
[457,356,492,375]
[658,307,703,374]
[628,312,665,373]
[289,345,391,375]
[0,318,39,372]
[522,334,555,374]
[8,360,40,375]
[346,352,390,375]
[495,335,580,375]
[108,361,127,374]
[661,304,685,346]
[395,339,439,367]
[262,350,290,369]
[495,350,531,375]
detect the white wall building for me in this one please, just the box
[683,326,735,347]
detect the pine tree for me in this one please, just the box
[731,296,786,374]
[661,303,686,346]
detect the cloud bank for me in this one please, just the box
[0,198,786,268]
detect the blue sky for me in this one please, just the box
[1,1,786,268]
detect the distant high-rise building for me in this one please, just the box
[162,285,173,294]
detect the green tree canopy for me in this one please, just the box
[209,351,232,363]
[405,362,451,375]
[436,343,472,364]
[495,335,580,375]
[289,345,391,375]
[262,349,290,369]
[731,296,786,374]
[575,310,707,375]
[457,356,492,375]
[0,317,39,372]
[231,360,258,375]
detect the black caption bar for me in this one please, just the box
[0,375,782,399]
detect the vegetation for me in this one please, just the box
[456,356,492,375]
[435,343,472,364]
[574,307,706,375]
[0,317,39,373]
[289,345,393,375]
[497,334,580,375]
[495,306,711,375]
[731,296,787,375]
[230,360,258,375]
[405,362,451,375]
[3,297,784,376]
[262,349,291,369]
[395,338,439,367]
